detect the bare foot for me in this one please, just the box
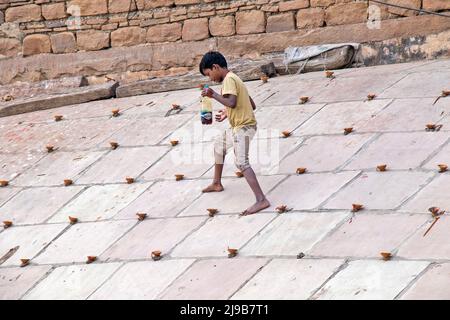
[240,198,271,216]
[202,183,224,193]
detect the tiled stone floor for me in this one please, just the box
[1,59,449,300]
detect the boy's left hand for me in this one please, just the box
[201,87,215,98]
[215,109,227,122]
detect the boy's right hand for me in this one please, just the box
[215,109,227,122]
[201,87,215,98]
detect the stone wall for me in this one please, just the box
[0,0,449,84]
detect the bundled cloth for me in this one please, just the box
[282,43,360,73]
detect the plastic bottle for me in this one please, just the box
[200,85,213,125]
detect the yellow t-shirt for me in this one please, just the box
[221,72,257,131]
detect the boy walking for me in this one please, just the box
[199,51,270,215]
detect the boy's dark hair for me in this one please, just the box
[199,51,228,76]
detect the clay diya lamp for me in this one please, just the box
[136,213,147,221]
[86,256,97,264]
[54,115,63,122]
[207,208,218,217]
[110,141,119,150]
[20,259,30,267]
[0,180,9,187]
[276,205,289,214]
[299,96,309,104]
[3,95,14,102]
[175,174,184,181]
[126,177,135,184]
[68,216,78,225]
[344,127,353,135]
[296,167,307,175]
[63,179,73,186]
[3,221,13,229]
[46,144,55,153]
[376,164,387,172]
[367,93,376,100]
[281,131,292,138]
[428,206,440,215]
[260,75,269,83]
[325,70,334,78]
[151,250,162,261]
[170,140,179,146]
[380,252,392,261]
[428,207,443,218]
[351,203,364,212]
[438,164,448,173]
[112,109,120,117]
[235,171,244,178]
[227,248,238,258]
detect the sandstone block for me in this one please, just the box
[147,23,182,42]
[209,15,235,37]
[77,30,110,51]
[50,32,77,54]
[42,3,67,20]
[236,10,265,35]
[423,0,450,11]
[109,0,132,14]
[5,5,41,23]
[266,12,295,33]
[182,18,209,41]
[145,0,175,9]
[279,0,310,11]
[23,34,51,56]
[297,8,325,29]
[385,0,421,17]
[111,27,147,47]
[325,2,368,26]
[311,0,336,7]
[0,38,21,58]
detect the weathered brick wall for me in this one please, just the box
[1,0,449,59]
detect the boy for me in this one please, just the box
[199,51,270,216]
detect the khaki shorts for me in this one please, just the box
[213,125,257,172]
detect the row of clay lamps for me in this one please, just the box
[3,106,176,267]
[299,93,376,105]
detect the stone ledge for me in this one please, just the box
[115,59,276,98]
[0,76,87,101]
[0,82,118,117]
